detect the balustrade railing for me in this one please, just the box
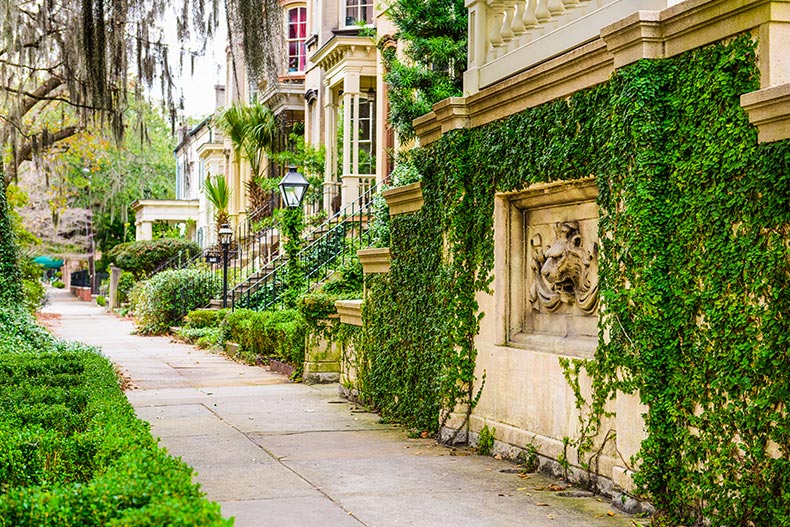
[465,0,667,93]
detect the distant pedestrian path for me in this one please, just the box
[43,289,638,527]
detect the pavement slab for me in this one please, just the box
[42,288,640,527]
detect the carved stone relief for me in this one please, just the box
[529,221,599,315]
[502,178,599,344]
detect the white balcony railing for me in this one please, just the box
[464,0,667,94]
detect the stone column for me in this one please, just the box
[135,220,153,241]
[760,20,790,89]
[109,264,121,309]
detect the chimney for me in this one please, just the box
[215,85,226,110]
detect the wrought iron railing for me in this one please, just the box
[231,182,380,311]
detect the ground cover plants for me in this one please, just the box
[0,307,231,526]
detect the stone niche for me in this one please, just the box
[501,178,599,355]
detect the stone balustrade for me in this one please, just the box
[464,0,667,94]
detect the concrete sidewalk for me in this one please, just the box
[43,288,638,527]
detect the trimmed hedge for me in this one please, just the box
[0,308,231,526]
[222,309,306,366]
[108,239,200,278]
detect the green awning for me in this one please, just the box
[33,256,64,269]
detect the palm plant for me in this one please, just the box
[203,175,231,239]
[218,102,278,218]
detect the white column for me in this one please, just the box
[323,82,336,213]
[342,71,361,208]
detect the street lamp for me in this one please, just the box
[278,166,310,208]
[218,223,233,308]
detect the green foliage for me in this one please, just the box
[369,33,789,526]
[177,327,224,349]
[19,257,46,312]
[0,176,23,307]
[203,175,231,229]
[47,98,175,253]
[95,296,106,307]
[319,258,363,296]
[117,271,136,304]
[270,132,326,206]
[382,0,467,140]
[52,280,65,289]
[132,269,220,335]
[185,309,227,329]
[222,309,306,365]
[279,208,306,308]
[0,307,230,526]
[218,102,277,181]
[477,424,495,456]
[108,239,200,278]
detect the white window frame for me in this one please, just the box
[343,0,373,27]
[286,6,308,73]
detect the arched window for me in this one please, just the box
[344,0,373,26]
[287,7,307,73]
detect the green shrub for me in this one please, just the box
[52,280,65,289]
[184,309,227,329]
[222,309,306,365]
[19,257,45,312]
[117,271,136,305]
[95,296,106,307]
[108,239,200,278]
[132,269,220,335]
[0,307,230,526]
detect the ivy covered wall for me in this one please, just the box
[359,35,790,525]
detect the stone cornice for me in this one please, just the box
[381,182,425,215]
[740,83,790,142]
[601,0,789,69]
[415,40,613,144]
[196,142,224,159]
[335,299,363,326]
[310,35,376,73]
[357,248,391,274]
[260,81,306,115]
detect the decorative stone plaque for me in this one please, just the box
[503,178,599,344]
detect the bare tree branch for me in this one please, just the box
[15,125,82,166]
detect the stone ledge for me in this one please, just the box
[335,299,363,326]
[381,182,424,215]
[357,247,391,274]
[741,83,790,142]
[415,40,614,144]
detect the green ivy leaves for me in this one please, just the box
[363,32,790,526]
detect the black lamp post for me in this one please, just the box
[278,166,310,208]
[218,223,233,308]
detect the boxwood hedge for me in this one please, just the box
[0,307,232,526]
